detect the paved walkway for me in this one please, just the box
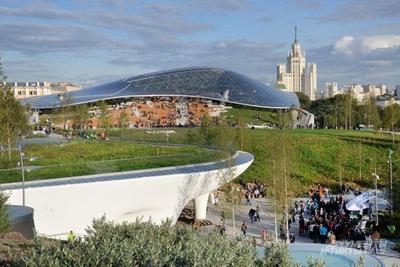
[200,195,400,267]
[18,133,66,148]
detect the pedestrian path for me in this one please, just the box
[204,195,400,266]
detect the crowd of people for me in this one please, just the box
[87,97,226,128]
[282,184,381,252]
[240,181,267,204]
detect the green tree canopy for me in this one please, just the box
[295,92,311,110]
[0,60,28,159]
[383,103,400,131]
[276,83,286,89]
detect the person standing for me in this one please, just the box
[371,229,381,254]
[328,231,336,245]
[289,232,296,243]
[319,224,328,244]
[67,230,76,243]
[299,215,305,236]
[256,205,261,222]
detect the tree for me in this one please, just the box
[276,109,293,129]
[118,110,129,138]
[184,129,196,144]
[217,154,242,237]
[295,92,311,110]
[73,104,89,133]
[0,61,28,159]
[383,102,400,131]
[267,132,296,243]
[199,115,218,145]
[98,101,111,129]
[235,118,246,151]
[276,83,287,90]
[362,96,381,129]
[58,93,74,130]
[0,190,10,234]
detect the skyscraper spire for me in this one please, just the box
[294,26,298,43]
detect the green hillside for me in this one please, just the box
[110,125,397,193]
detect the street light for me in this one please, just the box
[372,172,380,226]
[17,146,26,206]
[58,93,65,131]
[388,149,393,219]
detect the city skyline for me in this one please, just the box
[0,0,399,89]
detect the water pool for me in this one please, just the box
[290,249,354,266]
[288,244,384,267]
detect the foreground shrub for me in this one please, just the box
[13,217,260,266]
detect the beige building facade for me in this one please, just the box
[7,81,81,99]
[277,27,317,100]
[324,82,339,99]
[344,83,387,103]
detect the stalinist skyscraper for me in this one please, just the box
[276,27,317,100]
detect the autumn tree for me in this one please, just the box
[98,101,111,129]
[0,60,28,159]
[73,104,89,133]
[118,110,129,138]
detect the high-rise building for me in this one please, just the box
[396,85,400,100]
[277,27,317,100]
[325,82,338,99]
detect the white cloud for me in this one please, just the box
[216,42,227,48]
[333,35,400,56]
[361,35,400,52]
[333,36,355,55]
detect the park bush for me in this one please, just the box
[13,218,260,266]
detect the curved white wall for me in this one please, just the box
[3,151,253,237]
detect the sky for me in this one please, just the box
[0,0,399,91]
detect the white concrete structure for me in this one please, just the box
[3,151,253,238]
[277,27,317,101]
[293,109,315,128]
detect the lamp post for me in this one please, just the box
[58,94,65,131]
[372,172,380,226]
[18,145,25,206]
[388,149,393,219]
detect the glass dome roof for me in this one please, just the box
[22,67,300,109]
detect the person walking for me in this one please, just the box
[256,205,261,222]
[241,222,248,236]
[249,208,256,223]
[245,192,251,205]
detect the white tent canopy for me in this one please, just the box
[345,192,375,211]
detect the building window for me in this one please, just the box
[18,91,23,95]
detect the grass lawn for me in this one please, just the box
[0,141,225,184]
[108,127,398,193]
